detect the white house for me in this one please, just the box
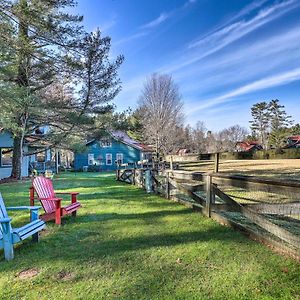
[0,129,57,180]
[0,130,29,179]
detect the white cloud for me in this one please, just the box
[176,25,300,92]
[183,0,197,8]
[114,31,148,46]
[187,67,300,114]
[116,0,197,46]
[140,13,170,29]
[226,0,269,24]
[161,0,300,74]
[189,0,298,49]
[101,20,117,33]
[95,14,118,33]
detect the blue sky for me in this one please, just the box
[72,0,300,130]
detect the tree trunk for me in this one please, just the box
[11,135,23,179]
[11,0,29,179]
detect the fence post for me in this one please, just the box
[170,155,173,171]
[145,169,153,193]
[136,169,143,188]
[166,171,170,199]
[206,174,213,217]
[214,153,220,173]
[132,167,136,185]
[135,169,140,187]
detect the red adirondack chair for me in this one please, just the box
[29,176,81,225]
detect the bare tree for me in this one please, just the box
[219,125,249,151]
[191,121,207,153]
[138,73,184,157]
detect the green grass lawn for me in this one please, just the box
[0,173,299,300]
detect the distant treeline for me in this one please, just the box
[167,148,300,162]
[216,148,300,160]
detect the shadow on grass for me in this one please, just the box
[0,220,242,271]
[73,208,193,223]
[77,188,154,202]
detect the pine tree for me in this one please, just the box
[269,99,293,131]
[249,102,270,150]
[0,0,123,178]
[291,123,300,135]
[268,99,293,150]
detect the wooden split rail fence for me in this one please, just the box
[116,168,300,259]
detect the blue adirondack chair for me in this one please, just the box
[0,192,45,261]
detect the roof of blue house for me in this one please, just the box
[87,131,152,152]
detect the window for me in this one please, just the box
[36,151,46,162]
[1,148,13,167]
[96,155,104,165]
[106,153,112,165]
[100,140,112,148]
[116,153,123,165]
[88,153,94,165]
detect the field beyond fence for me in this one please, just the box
[173,158,300,180]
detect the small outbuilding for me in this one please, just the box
[236,141,263,152]
[0,130,29,179]
[287,135,300,148]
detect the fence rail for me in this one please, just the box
[116,168,300,259]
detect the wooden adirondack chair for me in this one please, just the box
[0,193,45,261]
[30,176,81,225]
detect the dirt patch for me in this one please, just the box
[18,268,39,279]
[39,228,50,237]
[56,271,75,281]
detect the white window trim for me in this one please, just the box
[106,153,112,165]
[101,140,112,148]
[116,153,123,165]
[88,153,94,166]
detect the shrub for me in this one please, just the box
[87,165,101,172]
[253,148,300,159]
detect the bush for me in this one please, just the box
[253,148,300,159]
[220,151,253,160]
[87,165,101,172]
[219,148,300,160]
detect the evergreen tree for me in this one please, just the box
[0,0,123,178]
[291,123,300,135]
[268,99,293,150]
[249,102,270,150]
[269,127,291,152]
[127,109,145,142]
[269,99,293,131]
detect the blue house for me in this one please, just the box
[74,131,153,171]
